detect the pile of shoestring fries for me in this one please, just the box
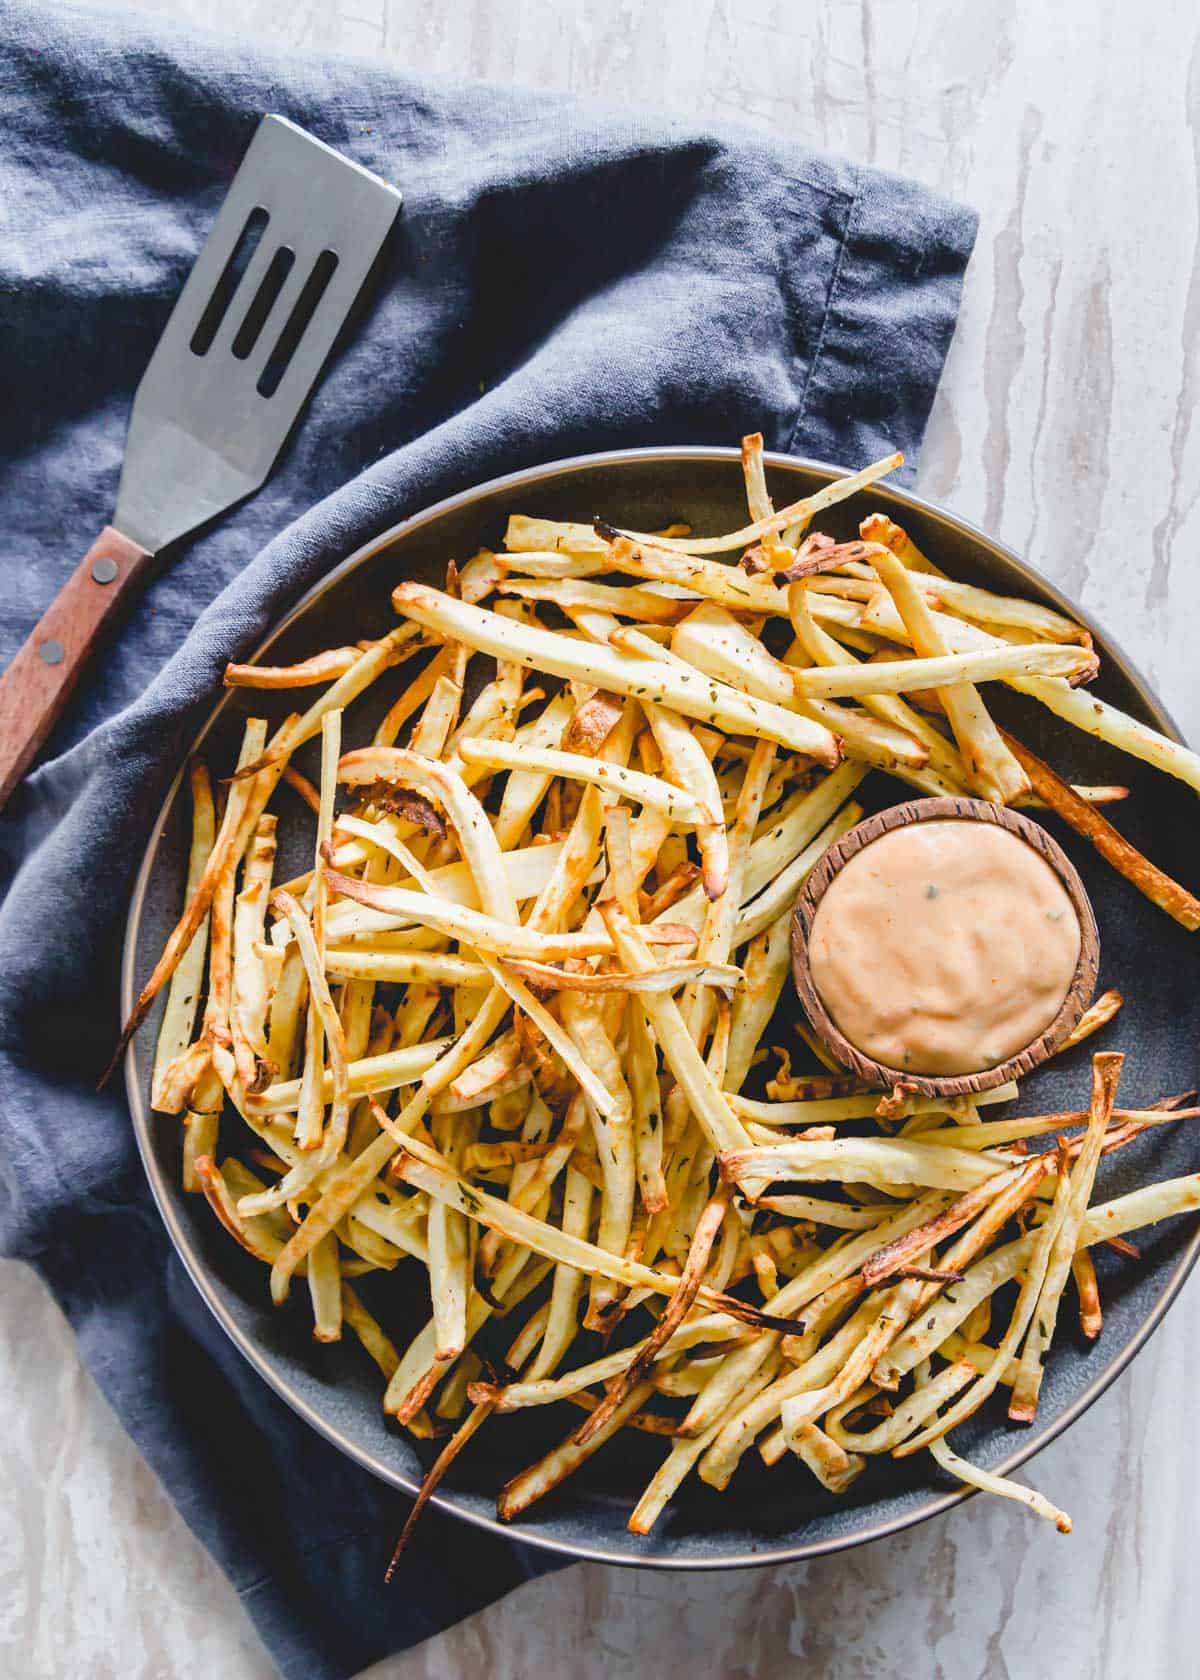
[122,436,1200,1555]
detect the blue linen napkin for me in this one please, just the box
[0,3,977,1675]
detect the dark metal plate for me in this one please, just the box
[122,448,1200,1568]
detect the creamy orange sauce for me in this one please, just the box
[807,818,1081,1076]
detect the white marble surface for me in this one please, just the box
[6,0,1200,1674]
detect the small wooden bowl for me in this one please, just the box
[790,796,1101,1098]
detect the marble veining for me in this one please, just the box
[5,0,1200,1674]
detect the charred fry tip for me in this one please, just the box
[472,1265,506,1312]
[710,1294,805,1335]
[99,1015,141,1089]
[892,1264,966,1285]
[223,753,283,783]
[1162,1088,1199,1111]
[244,1057,276,1096]
[1066,653,1102,688]
[385,1399,497,1581]
[1104,1235,1141,1260]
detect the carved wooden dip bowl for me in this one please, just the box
[790,795,1101,1099]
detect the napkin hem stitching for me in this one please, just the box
[787,172,861,457]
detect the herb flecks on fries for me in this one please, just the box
[129,435,1200,1559]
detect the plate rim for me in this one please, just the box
[122,443,1199,1569]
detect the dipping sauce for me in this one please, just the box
[807,818,1082,1077]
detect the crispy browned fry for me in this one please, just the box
[608,452,903,555]
[225,648,364,688]
[773,537,876,584]
[1001,730,1200,930]
[230,815,278,1095]
[740,431,772,522]
[155,1040,212,1117]
[565,1391,678,1435]
[765,1064,871,1103]
[270,1131,398,1306]
[858,513,943,576]
[324,866,698,958]
[867,1157,1052,1394]
[464,1139,555,1173]
[203,835,237,1072]
[562,690,626,754]
[499,956,740,995]
[1008,1053,1123,1422]
[1105,1235,1141,1260]
[274,888,350,1154]
[448,1030,522,1105]
[790,640,1096,697]
[916,1097,1200,1152]
[391,1130,798,1332]
[599,902,750,1157]
[373,648,448,747]
[890,1165,1076,1451]
[385,1399,497,1580]
[640,861,701,919]
[357,783,447,837]
[498,1381,658,1520]
[860,1160,1049,1288]
[927,1433,1072,1532]
[106,717,270,1080]
[868,546,1028,802]
[152,760,217,1113]
[340,1284,401,1379]
[391,582,843,762]
[193,1156,284,1264]
[409,673,461,760]
[1072,1248,1103,1339]
[1056,988,1123,1053]
[575,1186,731,1446]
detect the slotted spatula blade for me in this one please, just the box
[118,116,402,552]
[0,114,402,806]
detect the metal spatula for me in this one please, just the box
[0,114,402,807]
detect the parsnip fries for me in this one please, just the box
[127,433,1200,1556]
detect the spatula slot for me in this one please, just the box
[232,246,296,360]
[257,250,341,399]
[189,206,269,358]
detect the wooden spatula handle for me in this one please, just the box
[0,526,155,808]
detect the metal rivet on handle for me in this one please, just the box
[91,557,119,585]
[39,640,65,666]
